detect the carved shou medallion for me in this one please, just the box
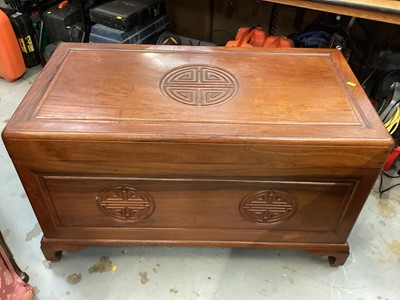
[160,64,239,106]
[239,190,297,224]
[97,186,155,221]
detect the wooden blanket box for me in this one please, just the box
[2,43,392,266]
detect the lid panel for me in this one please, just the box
[5,44,392,144]
[35,48,359,125]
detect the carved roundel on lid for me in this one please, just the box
[97,186,155,221]
[239,190,297,224]
[159,64,239,106]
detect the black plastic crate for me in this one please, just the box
[89,0,165,32]
[43,1,84,43]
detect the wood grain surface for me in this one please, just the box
[3,44,392,145]
[263,0,400,24]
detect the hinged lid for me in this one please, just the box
[3,43,392,146]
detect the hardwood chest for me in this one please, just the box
[2,43,393,266]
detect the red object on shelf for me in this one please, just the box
[226,26,294,49]
[383,146,400,171]
[226,27,268,48]
[58,0,69,9]
[241,27,268,47]
[263,35,294,48]
[0,10,26,82]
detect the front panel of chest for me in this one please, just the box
[24,172,365,243]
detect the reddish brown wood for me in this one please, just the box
[305,243,350,267]
[41,238,85,261]
[328,252,350,267]
[40,244,62,262]
[2,44,393,266]
[262,0,400,25]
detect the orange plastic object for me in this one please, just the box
[226,27,294,49]
[0,10,26,82]
[263,36,294,48]
[225,27,251,47]
[241,27,268,47]
[58,1,69,9]
[226,27,268,48]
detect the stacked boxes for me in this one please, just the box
[89,0,168,44]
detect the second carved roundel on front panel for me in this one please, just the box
[239,190,297,224]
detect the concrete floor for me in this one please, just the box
[1,66,400,300]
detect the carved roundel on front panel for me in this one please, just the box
[239,190,297,224]
[159,64,239,106]
[97,186,155,221]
